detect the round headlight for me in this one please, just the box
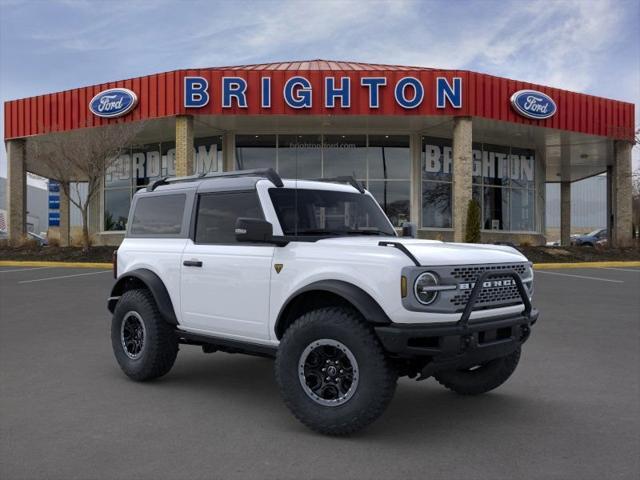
[414,272,439,305]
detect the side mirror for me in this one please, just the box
[401,222,417,238]
[235,217,273,243]
[235,218,288,246]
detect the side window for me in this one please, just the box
[130,194,186,236]
[195,191,264,244]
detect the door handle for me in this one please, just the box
[183,260,203,267]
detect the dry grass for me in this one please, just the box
[47,237,61,248]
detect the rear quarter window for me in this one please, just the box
[129,194,186,236]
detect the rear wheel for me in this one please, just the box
[275,307,397,435]
[111,289,178,381]
[434,348,521,395]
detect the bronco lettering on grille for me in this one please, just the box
[458,279,515,290]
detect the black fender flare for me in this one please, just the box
[275,280,391,338]
[108,268,178,325]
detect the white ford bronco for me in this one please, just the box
[108,168,537,435]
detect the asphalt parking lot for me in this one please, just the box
[1,265,639,480]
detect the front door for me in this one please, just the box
[180,190,274,341]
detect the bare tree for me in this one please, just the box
[27,121,144,250]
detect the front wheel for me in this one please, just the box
[275,307,397,436]
[434,348,521,395]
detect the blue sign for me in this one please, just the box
[510,90,556,120]
[89,88,138,118]
[48,180,61,227]
[48,212,60,227]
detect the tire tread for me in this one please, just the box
[275,307,397,436]
[111,289,178,381]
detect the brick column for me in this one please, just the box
[6,139,27,244]
[409,133,422,226]
[560,181,571,246]
[175,115,194,177]
[611,141,633,247]
[59,182,70,247]
[452,117,473,242]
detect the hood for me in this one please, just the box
[317,237,528,266]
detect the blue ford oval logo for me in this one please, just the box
[510,89,556,120]
[89,88,138,118]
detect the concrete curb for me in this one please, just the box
[1,260,639,270]
[0,260,111,269]
[533,261,640,269]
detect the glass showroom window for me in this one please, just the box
[104,149,134,231]
[367,135,410,227]
[422,137,536,232]
[472,143,536,232]
[422,137,452,228]
[194,136,223,175]
[323,134,367,179]
[236,135,277,171]
[234,134,410,226]
[480,143,511,231]
[103,136,222,231]
[278,134,323,179]
[508,146,536,231]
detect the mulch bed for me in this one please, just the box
[0,245,115,263]
[518,245,640,263]
[0,244,638,264]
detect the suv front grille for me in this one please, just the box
[449,263,529,311]
[451,263,527,282]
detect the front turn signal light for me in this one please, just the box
[401,276,408,298]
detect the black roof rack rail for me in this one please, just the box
[312,176,365,193]
[147,168,283,192]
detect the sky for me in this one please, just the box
[1,0,638,181]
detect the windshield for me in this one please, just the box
[269,188,396,237]
[587,229,603,237]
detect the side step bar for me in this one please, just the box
[176,330,277,358]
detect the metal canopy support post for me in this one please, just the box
[560,181,571,246]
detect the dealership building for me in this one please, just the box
[3,60,635,246]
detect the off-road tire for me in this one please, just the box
[434,348,521,395]
[275,307,397,436]
[111,289,178,381]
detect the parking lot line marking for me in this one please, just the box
[535,270,624,283]
[0,266,56,273]
[600,267,640,273]
[0,261,111,269]
[18,270,112,284]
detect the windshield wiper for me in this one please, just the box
[293,229,346,236]
[343,229,389,236]
[293,228,390,237]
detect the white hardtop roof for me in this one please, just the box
[265,179,363,193]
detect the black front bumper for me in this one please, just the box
[375,309,537,372]
[375,269,538,378]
